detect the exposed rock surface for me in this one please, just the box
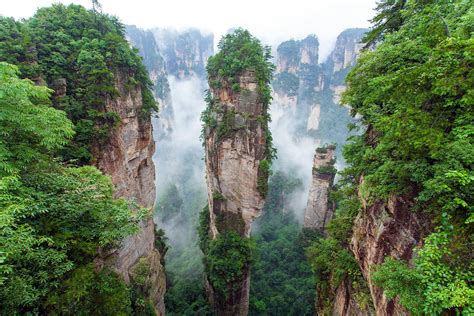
[332,278,373,316]
[329,28,366,73]
[92,69,166,315]
[307,104,321,130]
[350,186,430,316]
[152,28,214,79]
[272,29,367,153]
[203,70,270,315]
[303,146,336,230]
[126,25,174,140]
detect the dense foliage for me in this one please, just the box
[0,62,148,313]
[250,171,316,315]
[0,3,159,314]
[333,0,473,314]
[0,4,157,164]
[205,232,256,301]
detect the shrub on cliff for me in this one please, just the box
[205,232,256,301]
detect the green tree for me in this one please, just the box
[339,0,474,314]
[0,62,146,313]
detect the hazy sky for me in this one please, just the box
[3,0,376,59]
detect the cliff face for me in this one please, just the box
[350,186,430,315]
[327,28,367,105]
[272,29,366,152]
[329,29,366,73]
[152,28,214,79]
[92,69,166,315]
[126,25,174,140]
[332,278,372,316]
[203,68,270,315]
[273,35,319,109]
[205,70,268,238]
[303,146,336,230]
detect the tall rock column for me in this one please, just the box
[93,69,166,315]
[200,29,274,315]
[303,145,336,231]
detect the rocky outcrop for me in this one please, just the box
[92,69,166,315]
[204,70,268,238]
[329,28,366,73]
[350,187,430,316]
[203,69,270,315]
[332,278,373,316]
[126,25,174,139]
[303,145,336,231]
[272,30,366,151]
[152,28,214,79]
[273,35,319,103]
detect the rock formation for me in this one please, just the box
[350,185,430,315]
[328,29,366,73]
[126,25,174,139]
[151,28,214,79]
[273,35,319,110]
[203,68,270,315]
[303,145,336,231]
[201,30,273,315]
[332,278,373,316]
[272,29,367,150]
[92,69,166,315]
[204,69,269,239]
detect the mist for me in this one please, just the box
[268,103,319,222]
[153,76,208,275]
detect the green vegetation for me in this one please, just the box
[198,205,212,255]
[306,174,372,314]
[0,62,148,313]
[205,232,256,301]
[273,72,299,96]
[250,171,317,315]
[0,4,157,164]
[372,231,474,314]
[0,3,159,314]
[158,189,212,315]
[257,159,272,197]
[307,0,474,314]
[207,28,275,107]
[314,165,337,175]
[155,184,183,223]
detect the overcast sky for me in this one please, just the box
[3,0,376,59]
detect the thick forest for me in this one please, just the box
[307,0,473,314]
[0,4,158,314]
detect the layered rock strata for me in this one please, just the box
[350,187,430,315]
[203,69,270,315]
[303,145,336,231]
[93,69,166,315]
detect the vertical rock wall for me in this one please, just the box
[126,25,174,140]
[203,69,270,315]
[93,69,166,315]
[350,187,430,316]
[303,145,336,231]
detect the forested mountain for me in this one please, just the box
[0,4,165,314]
[307,0,473,314]
[1,0,472,315]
